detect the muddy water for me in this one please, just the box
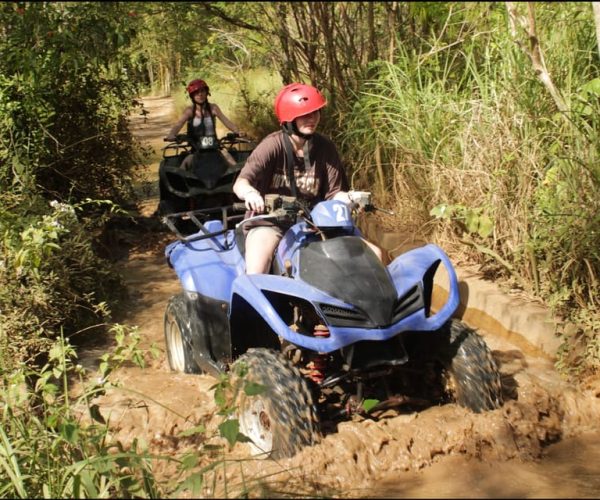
[372,433,600,498]
[75,95,600,498]
[222,342,600,498]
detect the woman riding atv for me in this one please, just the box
[233,82,384,274]
[165,78,245,170]
[156,79,254,218]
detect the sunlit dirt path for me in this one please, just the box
[78,95,600,498]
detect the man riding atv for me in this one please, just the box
[161,83,504,460]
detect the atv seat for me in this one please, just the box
[234,224,246,258]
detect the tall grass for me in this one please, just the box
[340,10,600,375]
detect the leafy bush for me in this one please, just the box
[0,194,126,371]
[0,3,147,204]
[0,329,166,498]
[0,3,148,370]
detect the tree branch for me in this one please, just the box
[196,2,268,33]
[505,2,568,112]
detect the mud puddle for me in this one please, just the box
[75,95,600,498]
[371,432,600,498]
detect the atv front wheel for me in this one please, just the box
[231,348,320,459]
[164,294,201,374]
[437,319,503,412]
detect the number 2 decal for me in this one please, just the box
[333,203,349,222]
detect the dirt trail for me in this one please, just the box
[79,95,600,498]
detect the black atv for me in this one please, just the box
[157,132,256,218]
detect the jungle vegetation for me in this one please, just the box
[0,2,598,497]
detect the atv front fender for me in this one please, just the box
[386,243,460,331]
[166,222,244,301]
[229,252,460,354]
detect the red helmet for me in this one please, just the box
[186,79,210,96]
[274,83,327,124]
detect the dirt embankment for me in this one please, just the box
[78,95,600,498]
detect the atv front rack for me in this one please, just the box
[162,204,246,243]
[162,195,305,243]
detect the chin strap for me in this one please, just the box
[283,121,313,140]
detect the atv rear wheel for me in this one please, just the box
[231,348,320,459]
[164,294,201,374]
[437,319,503,412]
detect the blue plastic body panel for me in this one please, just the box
[230,244,458,353]
[166,219,244,301]
[310,200,354,229]
[166,204,460,354]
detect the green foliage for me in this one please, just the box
[430,203,494,239]
[0,331,162,498]
[210,363,264,450]
[362,399,380,413]
[0,194,126,371]
[1,2,150,210]
[129,2,271,96]
[0,2,148,371]
[339,2,599,374]
[235,81,281,139]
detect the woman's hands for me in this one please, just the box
[244,189,264,212]
[234,177,264,212]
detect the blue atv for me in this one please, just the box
[162,193,503,459]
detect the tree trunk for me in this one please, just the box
[388,2,398,63]
[368,2,377,63]
[147,62,154,92]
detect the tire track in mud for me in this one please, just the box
[78,95,600,498]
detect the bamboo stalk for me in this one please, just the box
[505,2,568,113]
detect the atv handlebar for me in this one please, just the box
[162,193,393,243]
[347,191,395,215]
[161,203,247,244]
[163,132,253,145]
[163,134,188,143]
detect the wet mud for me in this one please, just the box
[75,96,600,498]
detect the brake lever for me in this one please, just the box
[364,204,395,216]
